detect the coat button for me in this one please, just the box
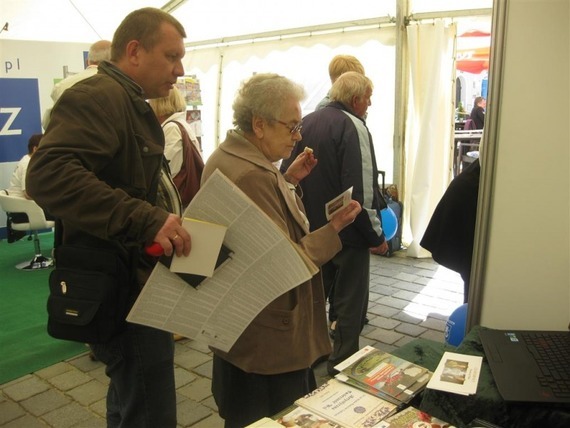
[142,146,149,152]
[282,318,289,325]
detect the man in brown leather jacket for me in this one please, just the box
[27,8,190,427]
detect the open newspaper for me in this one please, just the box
[127,169,318,352]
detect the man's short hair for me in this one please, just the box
[111,8,186,62]
[328,55,365,83]
[88,40,111,65]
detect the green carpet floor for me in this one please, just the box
[0,232,86,385]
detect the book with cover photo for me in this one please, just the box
[294,379,397,428]
[336,346,430,403]
[336,369,432,406]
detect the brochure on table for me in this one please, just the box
[426,351,482,396]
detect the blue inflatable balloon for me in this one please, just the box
[445,303,468,346]
[379,207,398,241]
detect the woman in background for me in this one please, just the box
[202,73,361,427]
[470,96,486,129]
[149,87,203,207]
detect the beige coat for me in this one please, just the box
[202,130,341,375]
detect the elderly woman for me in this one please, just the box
[202,73,361,427]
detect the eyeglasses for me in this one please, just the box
[274,119,303,135]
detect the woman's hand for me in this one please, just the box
[329,200,362,233]
[283,149,318,185]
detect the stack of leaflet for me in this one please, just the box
[334,345,432,406]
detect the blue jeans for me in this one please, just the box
[91,324,176,428]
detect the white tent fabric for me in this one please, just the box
[404,20,456,257]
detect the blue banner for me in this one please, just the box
[0,78,42,163]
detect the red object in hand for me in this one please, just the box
[145,242,164,257]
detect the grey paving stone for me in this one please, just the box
[41,402,94,428]
[375,296,409,310]
[175,367,198,388]
[395,322,428,337]
[2,414,47,428]
[19,389,70,417]
[89,398,106,419]
[177,378,213,402]
[393,289,423,302]
[35,362,74,381]
[0,400,25,425]
[421,317,448,332]
[174,349,212,371]
[67,352,101,373]
[392,311,424,325]
[190,412,224,428]
[47,369,92,392]
[367,304,400,318]
[69,415,106,427]
[66,380,107,406]
[2,376,50,401]
[192,360,213,379]
[367,316,400,330]
[200,395,219,412]
[391,280,425,294]
[365,328,405,345]
[176,399,214,427]
[393,272,421,283]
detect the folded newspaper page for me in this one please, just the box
[127,169,318,352]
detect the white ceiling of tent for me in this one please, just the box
[1,0,491,45]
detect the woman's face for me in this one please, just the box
[260,97,303,162]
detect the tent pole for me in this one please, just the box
[393,0,410,197]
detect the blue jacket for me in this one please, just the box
[281,101,385,248]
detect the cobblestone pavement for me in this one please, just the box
[0,251,463,427]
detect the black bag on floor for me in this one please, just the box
[47,244,132,344]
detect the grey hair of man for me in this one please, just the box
[88,40,111,64]
[232,73,306,133]
[329,71,373,107]
[110,7,186,62]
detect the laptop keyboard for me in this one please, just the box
[522,332,570,398]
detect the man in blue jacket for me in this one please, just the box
[281,71,387,375]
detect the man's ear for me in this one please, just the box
[350,95,359,110]
[125,40,141,66]
[252,115,265,139]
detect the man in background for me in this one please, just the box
[281,72,388,376]
[42,39,111,129]
[315,54,365,110]
[5,133,42,242]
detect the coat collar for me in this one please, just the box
[98,61,151,115]
[221,130,310,234]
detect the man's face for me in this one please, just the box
[352,88,372,119]
[136,22,185,99]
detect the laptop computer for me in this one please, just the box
[480,328,570,404]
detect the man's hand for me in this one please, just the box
[283,148,318,185]
[370,241,389,256]
[329,200,362,232]
[152,213,191,257]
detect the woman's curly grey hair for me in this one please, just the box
[232,73,306,132]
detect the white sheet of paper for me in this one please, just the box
[325,186,353,220]
[169,218,227,277]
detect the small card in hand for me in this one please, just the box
[325,186,353,220]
